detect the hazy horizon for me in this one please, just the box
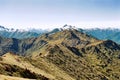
[0,0,120,29]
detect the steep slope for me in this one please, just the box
[0,36,42,56]
[0,53,52,79]
[0,37,20,55]
[23,29,98,57]
[26,29,98,55]
[0,52,75,80]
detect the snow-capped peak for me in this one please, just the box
[0,26,9,31]
[61,24,77,30]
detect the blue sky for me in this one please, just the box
[0,0,120,29]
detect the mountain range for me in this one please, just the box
[0,26,46,39]
[82,28,120,44]
[0,26,120,80]
[0,25,120,44]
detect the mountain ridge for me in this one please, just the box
[0,28,120,79]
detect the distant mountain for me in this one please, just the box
[29,28,49,34]
[0,25,47,39]
[81,28,120,44]
[105,32,120,44]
